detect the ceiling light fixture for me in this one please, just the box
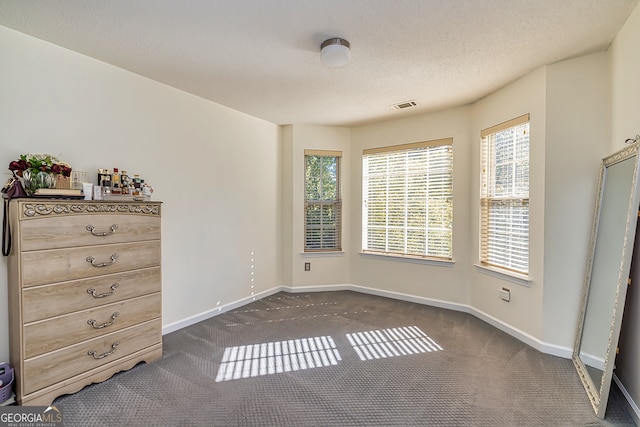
[320,38,351,67]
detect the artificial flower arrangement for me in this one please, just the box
[8,154,73,194]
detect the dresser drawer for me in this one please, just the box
[24,293,161,358]
[23,319,161,395]
[22,267,161,323]
[21,240,161,287]
[19,213,160,251]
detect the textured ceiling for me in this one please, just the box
[0,0,638,126]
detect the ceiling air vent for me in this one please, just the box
[390,100,418,111]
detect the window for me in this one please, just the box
[304,150,342,251]
[362,138,453,259]
[480,114,530,275]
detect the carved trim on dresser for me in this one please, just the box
[23,203,160,218]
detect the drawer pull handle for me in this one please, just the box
[87,311,120,329]
[87,282,119,298]
[86,224,118,236]
[86,253,119,267]
[88,341,120,359]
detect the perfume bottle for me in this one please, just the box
[132,174,141,195]
[97,169,109,186]
[112,167,121,195]
[121,170,130,195]
[101,169,112,198]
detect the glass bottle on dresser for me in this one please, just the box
[112,167,121,195]
[120,171,130,195]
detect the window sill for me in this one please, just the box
[301,251,345,258]
[474,264,531,287]
[359,251,455,267]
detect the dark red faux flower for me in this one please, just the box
[8,159,29,176]
[51,163,72,177]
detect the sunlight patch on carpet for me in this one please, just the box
[215,336,341,382]
[346,326,442,361]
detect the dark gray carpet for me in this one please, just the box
[55,291,636,426]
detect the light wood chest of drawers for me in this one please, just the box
[6,200,162,405]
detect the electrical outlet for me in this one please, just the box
[500,287,511,302]
[304,262,310,271]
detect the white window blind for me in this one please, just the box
[480,114,530,274]
[362,138,453,259]
[305,150,342,251]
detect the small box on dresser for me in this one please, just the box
[6,199,163,406]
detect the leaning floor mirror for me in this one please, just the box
[573,141,640,418]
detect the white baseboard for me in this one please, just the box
[162,287,284,334]
[164,283,574,359]
[159,284,575,358]
[613,374,640,425]
[284,283,573,358]
[468,307,573,359]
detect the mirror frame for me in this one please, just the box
[572,142,640,418]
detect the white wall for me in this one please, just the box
[611,3,640,152]
[0,26,282,362]
[282,124,352,288]
[349,106,473,306]
[280,126,294,286]
[610,3,640,417]
[543,52,610,348]
[469,69,547,340]
[346,57,608,350]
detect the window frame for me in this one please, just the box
[304,150,342,252]
[479,113,530,276]
[361,138,454,261]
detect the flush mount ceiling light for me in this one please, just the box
[320,38,351,67]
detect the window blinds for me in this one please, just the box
[362,139,453,259]
[305,151,342,251]
[480,114,530,274]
